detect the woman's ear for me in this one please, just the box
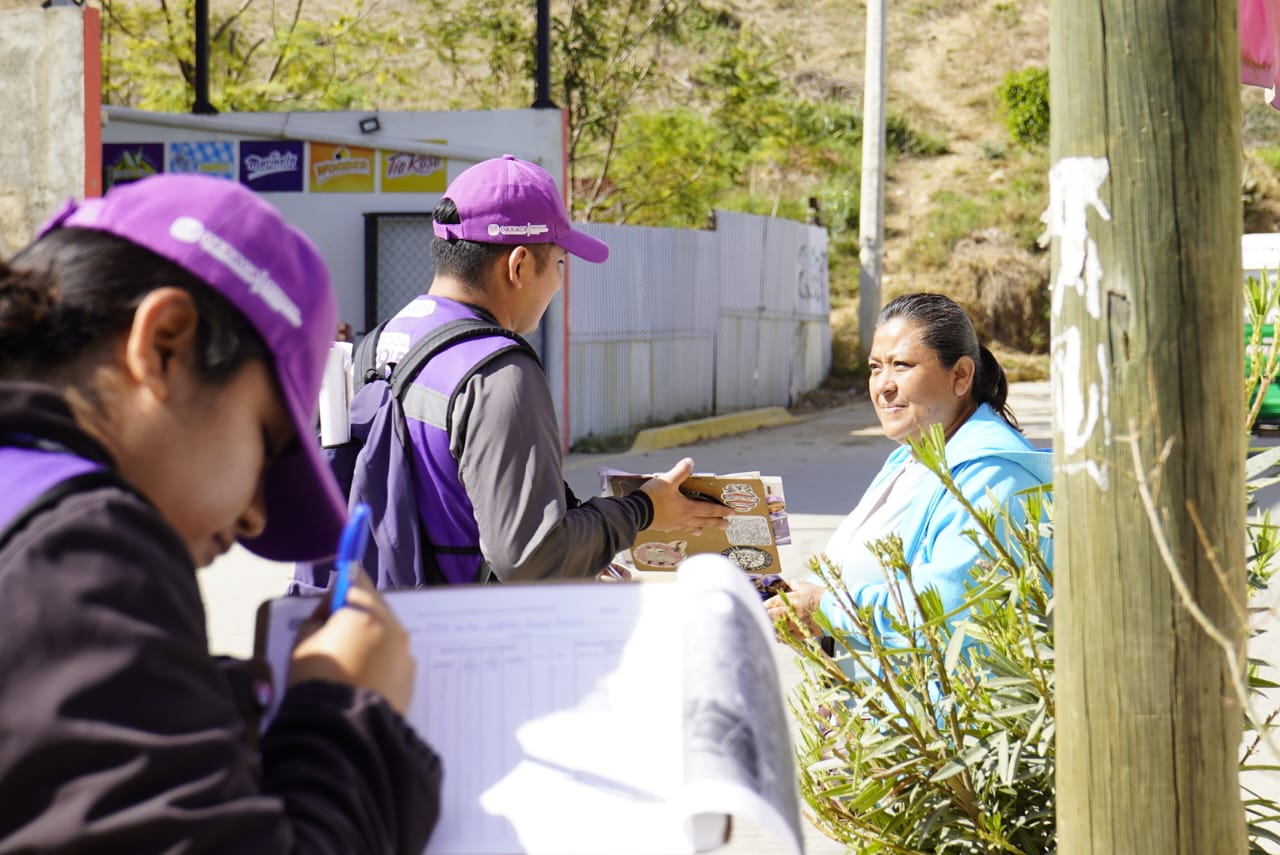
[123,287,201,401]
[952,354,976,398]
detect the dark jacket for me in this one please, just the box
[0,382,441,853]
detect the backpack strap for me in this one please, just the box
[386,318,537,442]
[351,318,392,394]
[386,317,535,400]
[384,317,535,587]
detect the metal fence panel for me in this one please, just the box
[363,211,827,446]
[568,213,828,445]
[367,214,434,328]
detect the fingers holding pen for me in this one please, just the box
[287,566,416,715]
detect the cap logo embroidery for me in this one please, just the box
[487,223,550,237]
[170,216,303,328]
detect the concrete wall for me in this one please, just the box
[0,6,88,256]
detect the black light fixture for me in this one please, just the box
[358,116,381,134]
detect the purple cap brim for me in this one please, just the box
[242,436,348,562]
[559,228,610,264]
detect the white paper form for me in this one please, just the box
[255,560,802,855]
[258,582,698,855]
[403,582,689,855]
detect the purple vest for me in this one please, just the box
[382,297,536,584]
[0,446,104,540]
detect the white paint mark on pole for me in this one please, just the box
[1043,157,1112,320]
[1044,156,1112,490]
[1053,326,1098,453]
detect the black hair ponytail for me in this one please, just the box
[975,344,1019,431]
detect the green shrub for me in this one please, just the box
[1257,146,1280,174]
[780,427,1056,853]
[911,190,988,268]
[887,113,950,157]
[782,322,1280,852]
[998,67,1050,147]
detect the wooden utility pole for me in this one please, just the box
[1050,2,1245,854]
[857,0,886,355]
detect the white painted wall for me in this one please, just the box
[101,109,565,327]
[1245,232,1280,282]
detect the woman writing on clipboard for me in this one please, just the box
[0,175,439,852]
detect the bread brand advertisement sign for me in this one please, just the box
[240,140,304,192]
[380,144,447,193]
[102,143,163,190]
[309,143,374,192]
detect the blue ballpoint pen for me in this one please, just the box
[331,503,372,611]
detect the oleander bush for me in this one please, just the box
[778,428,1055,854]
[780,285,1280,851]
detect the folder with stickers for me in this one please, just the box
[602,470,789,573]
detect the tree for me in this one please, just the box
[410,0,736,221]
[99,0,417,111]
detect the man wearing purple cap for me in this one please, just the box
[367,154,730,583]
[0,175,439,851]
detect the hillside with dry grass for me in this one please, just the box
[718,0,1054,380]
[731,0,1279,384]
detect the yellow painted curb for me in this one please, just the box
[628,407,798,453]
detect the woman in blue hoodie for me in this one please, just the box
[765,293,1051,656]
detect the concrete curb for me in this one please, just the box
[628,406,798,453]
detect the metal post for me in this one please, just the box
[532,0,555,109]
[857,0,886,356]
[192,0,216,114]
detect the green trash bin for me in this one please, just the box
[1246,323,1280,428]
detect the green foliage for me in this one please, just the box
[780,425,1055,853]
[990,1,1021,26]
[997,67,1049,147]
[785,353,1280,851]
[907,148,1049,268]
[815,178,861,235]
[1256,147,1280,174]
[407,0,533,108]
[1245,269,1280,433]
[1244,101,1280,150]
[100,0,416,111]
[979,140,1007,161]
[912,190,988,268]
[887,113,949,158]
[604,108,737,227]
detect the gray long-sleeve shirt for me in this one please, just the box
[450,343,652,581]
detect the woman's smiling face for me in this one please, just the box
[868,317,975,444]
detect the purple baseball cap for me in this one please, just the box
[39,174,346,562]
[433,154,609,263]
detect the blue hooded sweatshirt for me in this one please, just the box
[819,403,1053,665]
